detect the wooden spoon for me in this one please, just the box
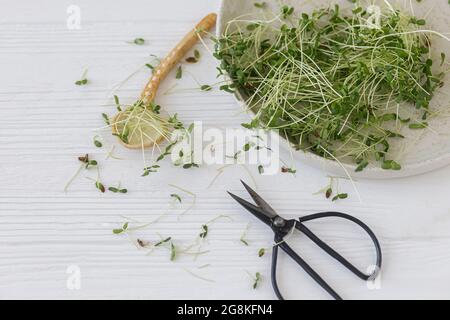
[112,13,217,149]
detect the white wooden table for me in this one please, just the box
[1,0,450,300]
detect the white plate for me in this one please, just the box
[217,0,450,179]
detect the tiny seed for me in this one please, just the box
[325,188,333,199]
[186,57,198,63]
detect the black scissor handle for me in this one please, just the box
[298,211,382,280]
[271,235,342,300]
[270,212,382,300]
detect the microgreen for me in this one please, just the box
[78,154,89,163]
[220,84,235,93]
[75,78,88,86]
[240,224,250,246]
[186,57,198,63]
[142,165,160,176]
[254,2,266,9]
[170,193,182,203]
[110,97,177,149]
[281,167,296,174]
[102,113,110,125]
[253,272,262,289]
[194,49,201,60]
[258,248,266,257]
[332,193,348,202]
[199,225,208,239]
[258,165,264,174]
[156,142,177,162]
[228,150,242,160]
[113,95,121,112]
[200,85,212,92]
[133,38,145,45]
[108,186,128,194]
[113,222,129,234]
[75,69,88,86]
[137,239,150,247]
[93,136,102,148]
[170,242,177,261]
[410,17,426,26]
[355,160,369,173]
[112,124,129,144]
[409,122,428,130]
[176,65,183,79]
[79,154,98,169]
[183,162,199,169]
[155,237,172,247]
[95,181,106,193]
[325,188,333,199]
[89,158,99,165]
[215,5,448,171]
[281,5,294,19]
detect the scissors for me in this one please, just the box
[228,180,382,300]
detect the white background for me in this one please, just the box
[1,0,450,300]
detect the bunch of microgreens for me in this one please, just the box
[108,93,200,176]
[214,2,449,171]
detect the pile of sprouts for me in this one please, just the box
[113,99,173,147]
[214,3,449,171]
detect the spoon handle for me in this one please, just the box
[140,13,217,103]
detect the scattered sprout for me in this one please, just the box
[155,237,172,247]
[137,239,150,247]
[325,188,333,199]
[183,162,200,169]
[186,57,198,63]
[332,193,348,202]
[409,122,428,130]
[176,65,182,79]
[258,248,266,257]
[142,165,160,176]
[170,242,176,261]
[95,181,106,193]
[200,84,212,91]
[281,167,296,174]
[93,136,102,148]
[258,165,264,174]
[254,2,266,9]
[75,78,88,86]
[240,224,250,246]
[133,38,145,45]
[108,186,128,194]
[194,49,201,60]
[253,272,262,289]
[170,193,182,203]
[102,113,110,125]
[381,160,402,171]
[113,222,129,234]
[281,5,294,19]
[199,225,208,238]
[113,95,121,112]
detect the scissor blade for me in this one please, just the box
[240,180,278,218]
[227,192,272,226]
